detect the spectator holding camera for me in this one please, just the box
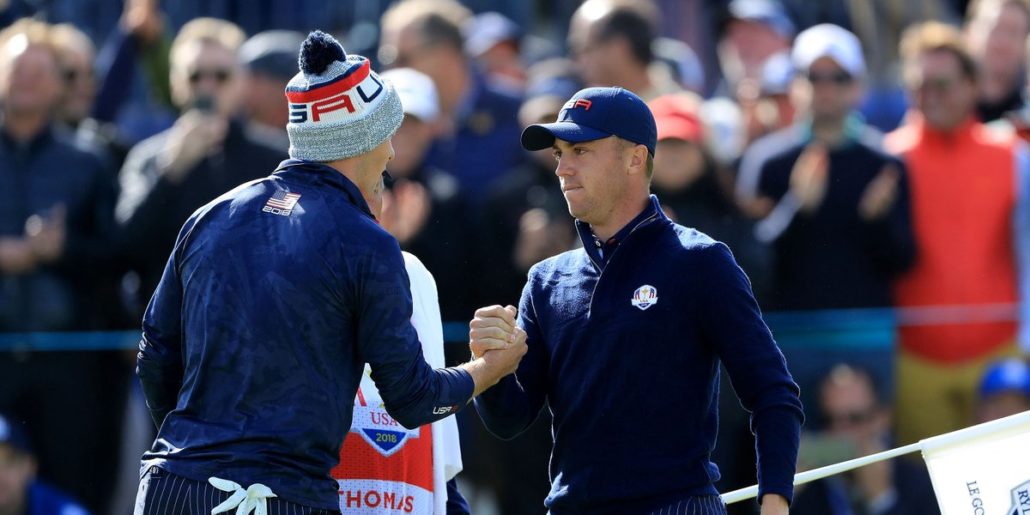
[116,18,284,313]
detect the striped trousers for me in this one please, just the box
[134,467,340,515]
[647,495,728,515]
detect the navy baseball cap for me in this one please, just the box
[521,87,658,156]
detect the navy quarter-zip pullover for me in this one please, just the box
[476,195,803,514]
[136,159,475,510]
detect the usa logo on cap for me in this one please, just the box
[521,87,658,156]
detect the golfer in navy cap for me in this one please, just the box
[475,87,804,515]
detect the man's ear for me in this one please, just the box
[627,144,647,176]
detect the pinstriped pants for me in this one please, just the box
[647,495,728,515]
[134,467,340,515]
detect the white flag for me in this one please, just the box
[921,411,1030,515]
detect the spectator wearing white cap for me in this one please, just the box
[374,67,480,326]
[653,37,706,95]
[381,67,441,186]
[464,11,526,93]
[735,23,916,422]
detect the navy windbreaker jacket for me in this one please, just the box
[136,159,474,510]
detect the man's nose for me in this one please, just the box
[555,158,573,177]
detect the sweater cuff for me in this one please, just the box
[473,374,533,439]
[754,405,803,505]
[438,367,475,413]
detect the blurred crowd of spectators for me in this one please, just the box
[0,0,1028,514]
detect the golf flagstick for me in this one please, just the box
[720,410,1030,508]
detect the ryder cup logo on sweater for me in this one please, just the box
[631,285,658,310]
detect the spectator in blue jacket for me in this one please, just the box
[0,413,89,515]
[0,18,122,515]
[475,86,803,514]
[379,0,524,202]
[134,30,527,515]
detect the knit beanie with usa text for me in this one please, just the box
[285,30,403,162]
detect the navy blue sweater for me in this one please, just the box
[475,196,803,513]
[136,160,475,510]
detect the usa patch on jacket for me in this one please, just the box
[263,191,301,216]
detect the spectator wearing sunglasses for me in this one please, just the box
[46,0,177,174]
[885,21,1030,446]
[115,18,285,318]
[735,24,916,418]
[791,364,939,515]
[49,24,96,133]
[49,22,134,173]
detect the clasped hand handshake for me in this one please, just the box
[465,305,528,395]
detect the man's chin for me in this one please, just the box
[565,202,588,221]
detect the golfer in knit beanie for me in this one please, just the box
[286,30,403,161]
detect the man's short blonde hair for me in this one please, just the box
[50,23,96,57]
[170,17,245,67]
[381,0,472,52]
[900,21,978,82]
[0,17,56,55]
[0,18,60,76]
